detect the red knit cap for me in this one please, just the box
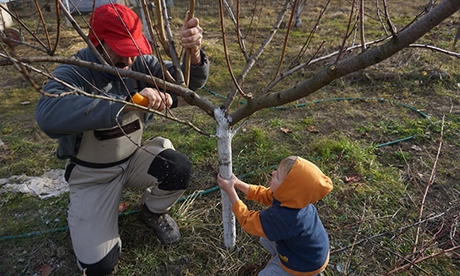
[89,4,152,57]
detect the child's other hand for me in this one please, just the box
[217,173,235,192]
[217,173,241,204]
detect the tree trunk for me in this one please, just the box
[215,107,236,248]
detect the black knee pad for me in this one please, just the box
[148,148,191,191]
[79,243,120,276]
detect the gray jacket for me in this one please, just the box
[36,47,210,159]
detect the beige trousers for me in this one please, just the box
[66,137,185,265]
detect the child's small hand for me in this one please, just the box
[217,173,235,192]
[217,173,240,204]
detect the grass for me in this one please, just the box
[1,0,460,275]
[0,86,65,177]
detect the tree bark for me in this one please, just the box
[215,107,236,248]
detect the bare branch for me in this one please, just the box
[223,0,249,60]
[222,0,292,109]
[154,0,168,48]
[32,57,213,135]
[359,0,366,51]
[0,53,216,115]
[412,115,445,255]
[160,0,184,85]
[59,0,107,65]
[0,4,50,52]
[331,210,451,255]
[382,0,398,36]
[336,0,356,62]
[229,0,460,124]
[385,244,460,274]
[218,0,250,108]
[409,43,460,57]
[288,0,330,68]
[454,24,460,49]
[344,201,367,274]
[184,0,196,86]
[33,0,52,52]
[272,0,297,80]
[141,0,175,84]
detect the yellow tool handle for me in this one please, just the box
[130,93,150,107]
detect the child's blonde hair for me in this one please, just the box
[277,156,298,181]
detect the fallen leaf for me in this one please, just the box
[280,127,292,134]
[119,202,129,213]
[307,126,319,133]
[37,264,52,276]
[344,174,361,183]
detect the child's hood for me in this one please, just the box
[273,157,333,209]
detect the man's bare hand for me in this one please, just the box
[181,11,203,65]
[139,88,172,111]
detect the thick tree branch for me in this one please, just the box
[0,53,216,116]
[229,0,460,125]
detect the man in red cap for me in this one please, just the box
[36,3,209,275]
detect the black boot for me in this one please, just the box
[140,204,181,245]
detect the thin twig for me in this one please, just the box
[38,63,212,135]
[336,0,356,62]
[34,0,52,51]
[344,201,367,274]
[233,0,248,60]
[161,0,184,85]
[141,0,175,83]
[184,0,196,86]
[289,0,330,68]
[386,245,460,274]
[382,0,397,36]
[154,0,168,48]
[413,115,445,253]
[271,0,297,80]
[218,0,248,104]
[331,211,449,255]
[58,0,107,65]
[359,0,366,51]
[0,4,49,52]
[0,52,216,115]
[222,0,292,109]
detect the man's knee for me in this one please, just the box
[79,243,120,276]
[148,148,191,191]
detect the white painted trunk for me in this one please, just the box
[214,108,236,249]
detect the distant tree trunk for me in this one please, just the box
[291,0,305,29]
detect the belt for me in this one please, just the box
[70,153,133,168]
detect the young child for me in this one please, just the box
[217,156,333,275]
